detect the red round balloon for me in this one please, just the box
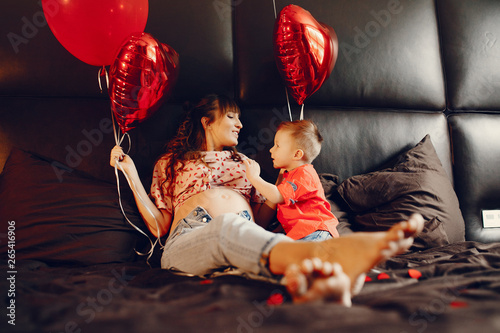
[109,33,180,133]
[273,5,338,105]
[42,0,148,66]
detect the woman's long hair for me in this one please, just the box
[160,94,242,198]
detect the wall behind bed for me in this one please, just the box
[0,0,237,182]
[0,0,499,242]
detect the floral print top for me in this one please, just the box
[150,151,266,215]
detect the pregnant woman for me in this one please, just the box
[110,94,423,304]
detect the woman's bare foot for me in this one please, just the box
[283,258,352,306]
[313,213,425,283]
[269,214,425,303]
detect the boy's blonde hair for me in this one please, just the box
[277,120,323,163]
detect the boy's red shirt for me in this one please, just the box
[276,164,339,240]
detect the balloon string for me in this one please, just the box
[110,102,121,146]
[109,110,131,155]
[106,72,124,148]
[114,159,164,266]
[109,105,131,152]
[273,0,293,121]
[107,81,159,265]
[110,121,162,265]
[285,89,293,121]
[98,66,109,93]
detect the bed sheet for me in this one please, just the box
[2,241,500,333]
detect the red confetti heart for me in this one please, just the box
[450,301,468,308]
[199,279,213,285]
[365,276,373,282]
[377,273,390,280]
[408,269,422,279]
[267,293,284,306]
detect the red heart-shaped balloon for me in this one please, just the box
[109,33,179,133]
[273,5,338,105]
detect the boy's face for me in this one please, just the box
[270,129,298,170]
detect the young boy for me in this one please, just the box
[243,120,339,241]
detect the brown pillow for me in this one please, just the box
[319,173,353,235]
[337,135,464,248]
[0,148,148,266]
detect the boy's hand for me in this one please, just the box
[244,158,284,205]
[243,158,261,182]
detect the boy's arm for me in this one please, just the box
[243,159,284,204]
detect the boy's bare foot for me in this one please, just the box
[283,258,352,306]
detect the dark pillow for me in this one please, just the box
[337,135,464,249]
[319,173,353,235]
[0,148,148,266]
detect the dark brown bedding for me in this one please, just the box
[0,141,497,333]
[3,241,500,333]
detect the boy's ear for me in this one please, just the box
[293,149,304,161]
[201,117,210,129]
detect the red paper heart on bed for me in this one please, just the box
[109,32,179,133]
[273,5,338,105]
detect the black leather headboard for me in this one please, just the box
[449,114,500,242]
[0,0,235,101]
[1,0,500,243]
[438,0,500,111]
[235,0,446,110]
[240,107,452,183]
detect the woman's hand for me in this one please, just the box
[110,145,136,175]
[110,145,171,238]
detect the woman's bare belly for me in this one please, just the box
[171,187,254,235]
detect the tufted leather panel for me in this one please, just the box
[437,0,500,111]
[1,0,500,246]
[239,106,452,183]
[234,0,446,110]
[0,0,235,101]
[448,113,500,242]
[0,97,184,184]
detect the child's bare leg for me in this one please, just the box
[269,214,424,301]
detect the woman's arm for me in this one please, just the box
[110,146,172,238]
[252,200,277,229]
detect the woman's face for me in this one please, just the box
[204,110,242,151]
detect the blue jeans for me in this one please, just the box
[161,206,292,277]
[299,230,333,241]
